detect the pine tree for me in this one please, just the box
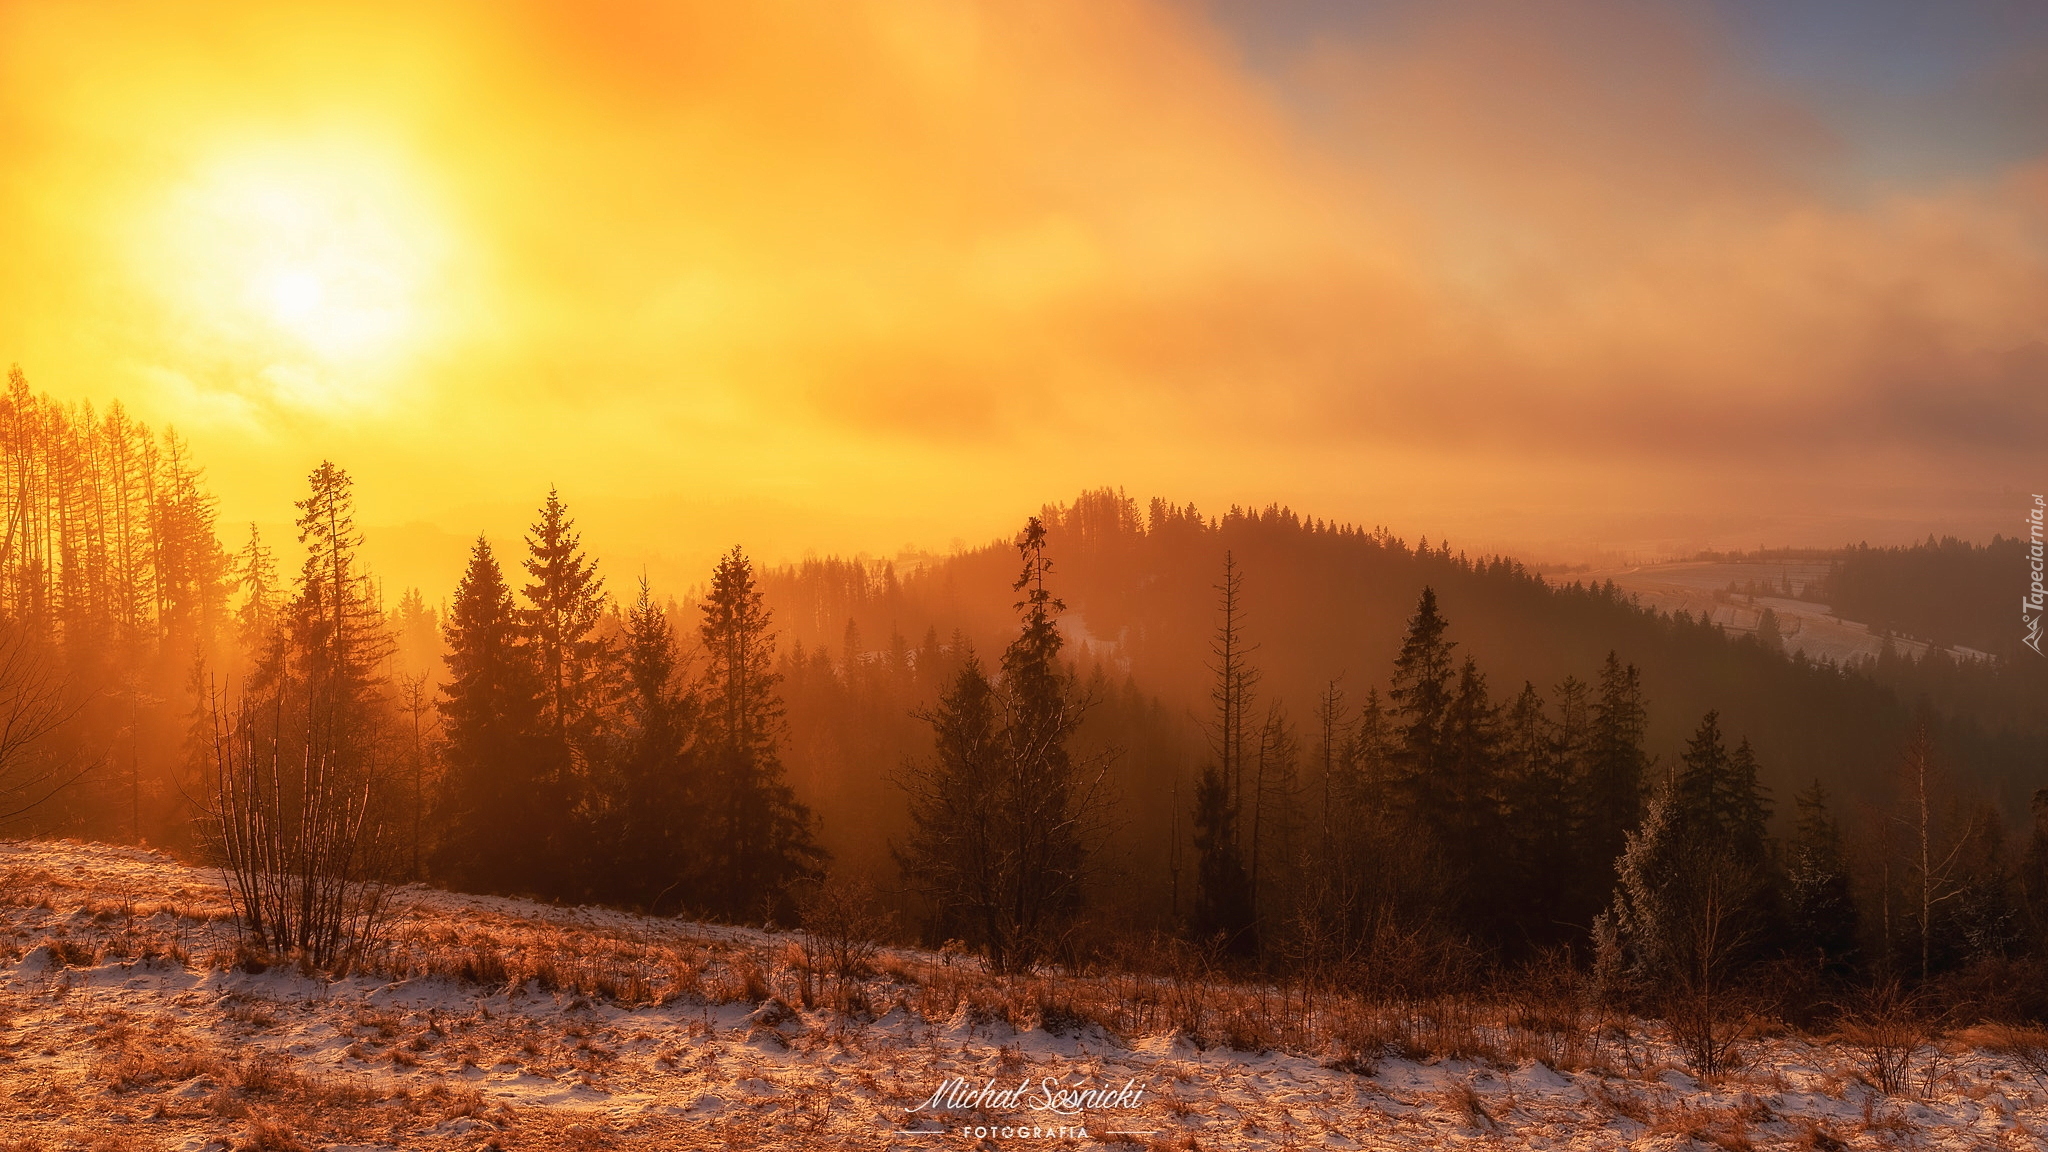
[1192,552,1258,958]
[993,515,1097,970]
[610,577,699,909]
[698,546,822,921]
[1191,759,1254,955]
[1600,711,1778,1006]
[1785,780,1858,974]
[1388,587,1455,822]
[898,649,1006,951]
[282,460,391,762]
[1501,681,1577,949]
[234,524,279,664]
[520,488,610,761]
[1580,652,1650,910]
[433,537,548,893]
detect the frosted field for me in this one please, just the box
[3,839,2045,1150]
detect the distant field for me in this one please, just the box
[1580,561,1993,665]
[6,839,2048,1150]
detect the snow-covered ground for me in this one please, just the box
[1577,561,1995,666]
[4,838,2046,1150]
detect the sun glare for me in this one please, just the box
[151,141,451,393]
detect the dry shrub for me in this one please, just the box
[234,1052,303,1097]
[794,873,894,979]
[460,944,510,988]
[106,1047,223,1091]
[42,936,96,968]
[1585,1080,1651,1124]
[1500,949,1595,1070]
[236,1116,311,1152]
[1962,1022,2048,1083]
[224,998,279,1029]
[1835,981,1928,1096]
[1792,1117,1849,1150]
[1646,1101,1753,1151]
[1402,996,1498,1064]
[1442,1079,1497,1131]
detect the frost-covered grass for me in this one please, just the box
[4,838,2047,1150]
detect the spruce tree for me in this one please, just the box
[610,578,699,909]
[520,488,610,763]
[433,537,548,893]
[1388,587,1455,821]
[897,649,1005,951]
[1580,652,1650,910]
[1600,712,1778,1007]
[1192,552,1258,958]
[1191,760,1254,955]
[282,460,391,763]
[698,545,821,921]
[1785,780,1858,974]
[994,516,1095,969]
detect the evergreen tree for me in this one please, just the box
[281,460,391,764]
[992,516,1098,969]
[1192,552,1259,958]
[1388,587,1455,822]
[1501,681,1577,949]
[897,649,1005,951]
[1437,657,1503,932]
[234,524,281,691]
[1191,759,1254,955]
[433,537,548,893]
[698,546,822,921]
[520,488,611,763]
[1600,712,1777,1002]
[1785,780,1858,974]
[608,578,699,909]
[1580,652,1650,910]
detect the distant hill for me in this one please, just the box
[757,490,2048,893]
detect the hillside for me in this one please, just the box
[6,839,2048,1151]
[757,491,2048,899]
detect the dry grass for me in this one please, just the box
[12,841,2048,1151]
[1441,1079,1498,1131]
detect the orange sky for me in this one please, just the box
[2,0,2043,599]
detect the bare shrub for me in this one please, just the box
[0,621,87,826]
[206,691,392,972]
[794,872,894,980]
[1835,981,1927,1096]
[1501,948,1593,1070]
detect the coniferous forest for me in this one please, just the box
[5,370,2048,1025]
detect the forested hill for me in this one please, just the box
[761,489,2047,831]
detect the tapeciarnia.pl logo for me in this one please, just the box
[2026,493,2045,657]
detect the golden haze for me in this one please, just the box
[1,0,2041,597]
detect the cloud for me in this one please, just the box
[0,0,2042,575]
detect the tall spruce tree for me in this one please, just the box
[1388,587,1455,823]
[698,546,821,921]
[604,579,699,909]
[433,537,549,893]
[1599,711,1777,1003]
[521,489,610,761]
[285,462,390,747]
[993,516,1097,970]
[1785,780,1858,974]
[1579,652,1650,912]
[897,648,1005,952]
[1192,552,1258,957]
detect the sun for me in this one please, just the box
[151,139,451,386]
